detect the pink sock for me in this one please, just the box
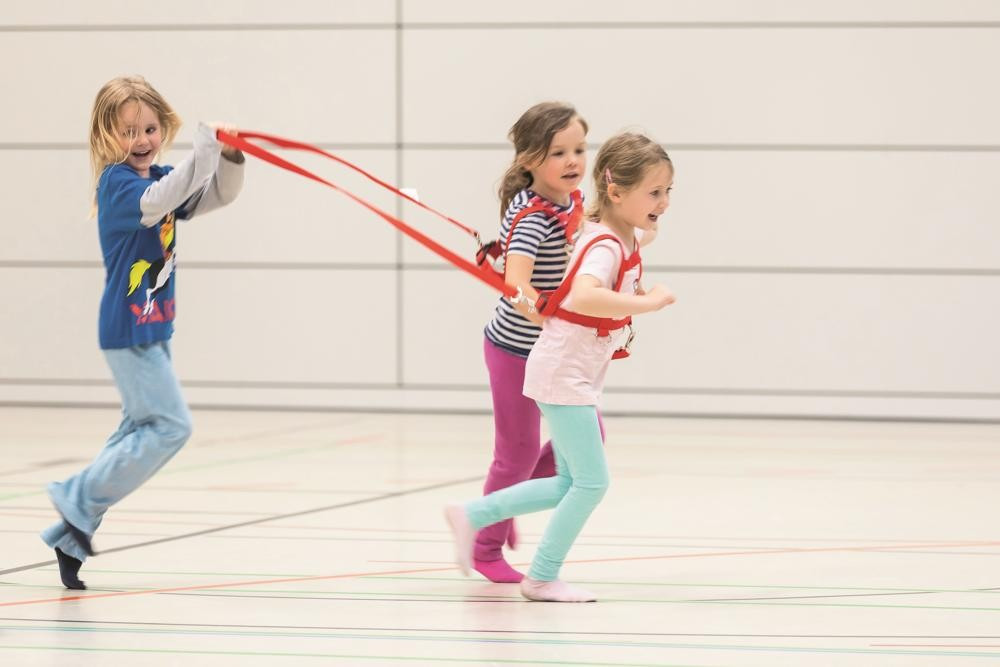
[520,577,597,602]
[474,558,524,583]
[443,504,474,576]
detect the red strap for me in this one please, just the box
[227,130,481,240]
[515,190,583,248]
[539,233,638,311]
[551,308,631,336]
[502,190,584,271]
[505,202,552,258]
[217,129,517,299]
[563,190,584,244]
[537,232,641,337]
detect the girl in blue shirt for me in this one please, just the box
[41,75,244,589]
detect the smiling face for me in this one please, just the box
[611,161,674,231]
[525,118,587,206]
[114,100,163,178]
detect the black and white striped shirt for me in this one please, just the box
[484,189,578,358]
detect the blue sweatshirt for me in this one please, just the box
[96,123,244,349]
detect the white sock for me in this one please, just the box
[520,576,597,602]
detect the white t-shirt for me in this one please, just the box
[523,223,643,405]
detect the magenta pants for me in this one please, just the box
[477,336,604,562]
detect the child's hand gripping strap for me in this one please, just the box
[215,129,518,300]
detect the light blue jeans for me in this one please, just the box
[41,341,192,561]
[465,402,609,581]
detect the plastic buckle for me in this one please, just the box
[476,240,505,274]
[534,291,552,315]
[475,242,489,266]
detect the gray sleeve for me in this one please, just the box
[180,150,246,219]
[138,123,221,227]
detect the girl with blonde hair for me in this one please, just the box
[449,132,676,601]
[41,75,245,589]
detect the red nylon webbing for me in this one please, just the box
[216,129,516,298]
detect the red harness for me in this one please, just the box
[214,129,518,299]
[475,190,584,278]
[213,130,642,359]
[535,232,643,360]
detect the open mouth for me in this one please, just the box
[562,172,579,180]
[132,149,152,159]
[647,213,659,222]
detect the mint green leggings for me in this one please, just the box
[465,402,609,581]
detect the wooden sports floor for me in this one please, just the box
[2,406,999,666]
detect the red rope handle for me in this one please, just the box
[217,129,516,299]
[227,130,481,239]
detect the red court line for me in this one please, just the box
[0,565,457,608]
[6,538,1000,609]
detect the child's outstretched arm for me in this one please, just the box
[134,123,222,226]
[179,123,245,218]
[569,274,674,318]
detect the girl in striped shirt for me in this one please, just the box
[448,132,675,602]
[475,102,590,583]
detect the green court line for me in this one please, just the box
[151,586,1000,611]
[2,633,1000,660]
[0,581,143,591]
[0,486,379,500]
[169,533,757,548]
[0,645,703,666]
[6,580,998,611]
[24,568,1000,596]
[193,534,455,543]
[9,523,900,551]
[168,591,1000,611]
[10,569,1000,598]
[0,578,941,600]
[38,567,324,577]
[37,567,323,577]
[0,585,517,601]
[1,528,170,537]
[1,624,689,646]
[176,589,519,600]
[683,599,1000,613]
[370,575,1000,595]
[20,583,991,610]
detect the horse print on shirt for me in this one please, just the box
[126,213,176,322]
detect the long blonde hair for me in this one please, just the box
[587,132,672,222]
[89,75,181,212]
[498,102,588,218]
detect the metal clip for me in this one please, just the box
[509,287,537,313]
[622,324,635,352]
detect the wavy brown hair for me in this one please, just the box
[498,102,588,218]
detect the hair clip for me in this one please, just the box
[605,168,613,185]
